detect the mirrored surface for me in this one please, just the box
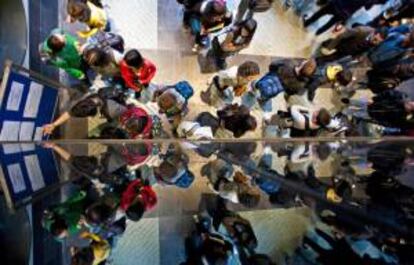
[1,139,414,265]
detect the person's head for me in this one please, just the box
[315,143,332,161]
[67,2,90,22]
[237,61,260,82]
[404,30,414,47]
[50,216,69,239]
[246,115,258,131]
[335,68,353,86]
[298,58,317,77]
[125,198,145,221]
[238,188,261,208]
[124,49,144,69]
[315,108,331,127]
[196,112,220,134]
[370,28,387,45]
[239,18,257,38]
[99,126,129,139]
[154,160,178,181]
[47,34,66,53]
[71,96,100,117]
[85,203,113,226]
[83,47,110,67]
[203,0,226,20]
[124,116,148,136]
[157,92,177,112]
[71,247,94,265]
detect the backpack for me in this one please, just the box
[175,81,194,100]
[255,73,284,101]
[248,0,274,12]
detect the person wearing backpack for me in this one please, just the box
[367,54,414,94]
[119,178,157,222]
[154,81,194,131]
[303,0,388,36]
[66,0,109,38]
[43,88,162,139]
[242,70,284,116]
[39,28,88,82]
[82,45,123,79]
[268,58,316,98]
[120,49,157,94]
[201,61,260,108]
[183,0,233,52]
[217,103,257,138]
[211,18,258,69]
[307,62,353,101]
[343,89,414,130]
[278,105,333,136]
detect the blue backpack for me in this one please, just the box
[175,81,194,100]
[255,73,284,101]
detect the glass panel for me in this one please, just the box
[1,139,413,264]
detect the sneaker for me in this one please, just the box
[192,44,200,53]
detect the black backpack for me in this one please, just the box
[249,0,274,12]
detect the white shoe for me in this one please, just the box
[192,44,200,53]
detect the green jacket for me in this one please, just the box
[43,190,87,235]
[40,28,84,79]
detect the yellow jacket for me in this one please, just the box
[78,2,107,38]
[81,232,111,265]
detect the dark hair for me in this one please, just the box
[336,69,353,86]
[203,1,226,16]
[237,61,260,78]
[315,143,331,161]
[316,108,331,127]
[71,97,99,117]
[238,191,260,208]
[408,30,414,46]
[83,47,110,67]
[155,161,178,181]
[125,116,148,135]
[239,18,257,35]
[99,126,129,139]
[246,116,257,131]
[85,203,113,225]
[124,49,144,68]
[47,35,65,53]
[202,235,233,265]
[125,199,145,221]
[50,216,68,237]
[248,254,276,265]
[71,247,94,265]
[374,27,388,39]
[196,112,220,134]
[67,2,90,23]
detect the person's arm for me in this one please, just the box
[50,58,85,79]
[140,60,157,85]
[43,111,72,135]
[43,143,72,161]
[120,63,142,91]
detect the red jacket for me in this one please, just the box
[120,179,157,211]
[120,59,156,91]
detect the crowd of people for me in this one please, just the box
[35,0,414,264]
[40,0,414,139]
[41,139,414,264]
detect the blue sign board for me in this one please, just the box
[0,68,60,207]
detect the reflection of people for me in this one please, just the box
[42,190,88,240]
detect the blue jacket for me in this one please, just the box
[368,33,409,66]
